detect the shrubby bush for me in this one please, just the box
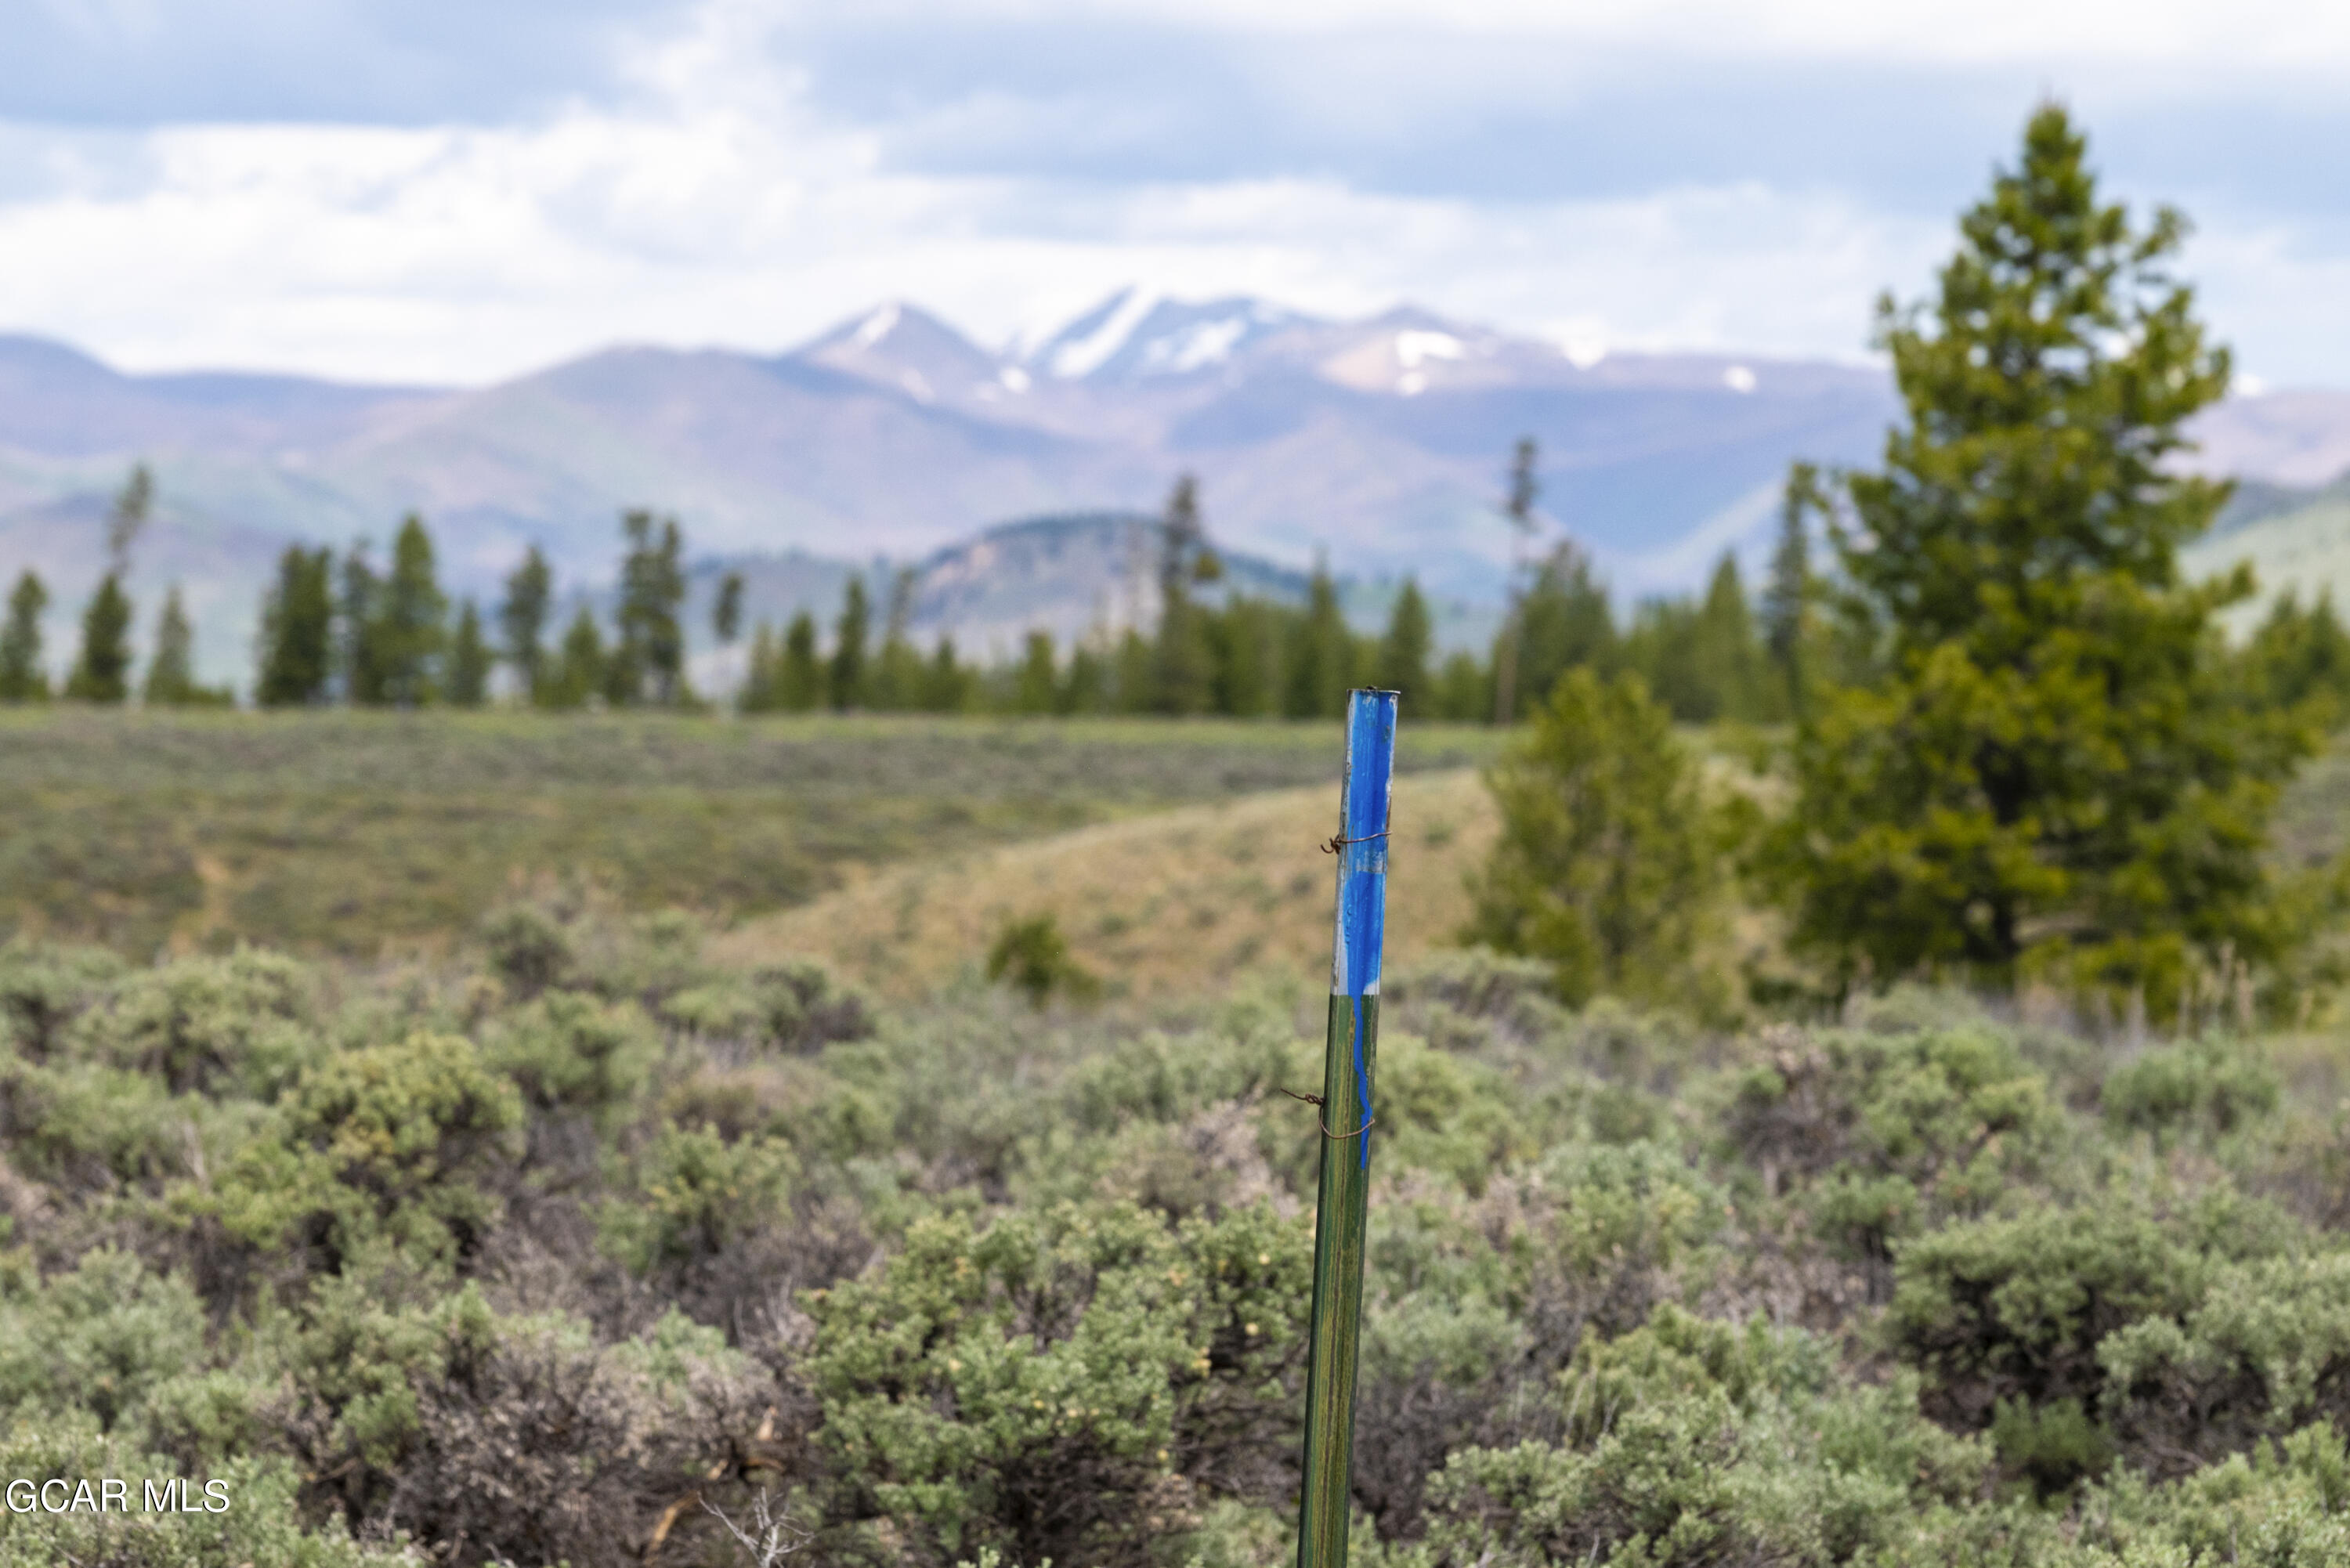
[0,907,2347,1565]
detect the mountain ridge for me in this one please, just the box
[2,294,2345,686]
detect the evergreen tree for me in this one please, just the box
[544,608,605,710]
[870,569,924,711]
[374,514,447,706]
[780,612,823,712]
[1283,565,1357,720]
[612,511,688,706]
[1112,627,1154,714]
[1622,596,1708,721]
[445,600,492,708]
[1152,475,1219,715]
[1063,640,1109,715]
[739,623,780,714]
[65,574,134,703]
[714,570,745,646]
[1763,464,1822,721]
[340,543,385,705]
[1013,630,1058,715]
[1764,105,2313,1010]
[1434,650,1488,722]
[1466,668,1723,1008]
[828,578,870,711]
[1376,577,1434,702]
[257,546,334,707]
[1694,554,1767,721]
[1,571,50,703]
[140,586,226,706]
[500,545,554,703]
[1207,598,1279,717]
[2240,591,2350,725]
[923,638,973,713]
[109,463,152,562]
[1492,435,1542,723]
[1497,543,1615,722]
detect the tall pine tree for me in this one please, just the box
[258,546,334,706]
[1375,578,1434,703]
[501,545,554,704]
[828,578,870,711]
[65,575,134,703]
[1765,104,2317,1010]
[141,587,226,706]
[445,600,492,707]
[780,612,823,711]
[374,514,447,706]
[609,511,688,706]
[1,572,50,703]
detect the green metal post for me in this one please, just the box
[1296,688,1397,1568]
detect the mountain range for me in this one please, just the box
[2,290,2346,686]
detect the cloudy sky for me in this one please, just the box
[3,0,2346,387]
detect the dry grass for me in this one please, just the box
[712,768,1499,1000]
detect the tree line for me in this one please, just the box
[1467,103,2350,1021]
[4,461,1858,724]
[0,465,230,708]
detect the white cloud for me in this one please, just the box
[0,0,2341,385]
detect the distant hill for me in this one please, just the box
[2186,471,2350,632]
[1,297,2344,687]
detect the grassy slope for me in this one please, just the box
[714,768,1499,999]
[0,709,1506,957]
[2186,485,2350,631]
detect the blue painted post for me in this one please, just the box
[1295,688,1398,1568]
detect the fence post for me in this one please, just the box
[1296,688,1398,1568]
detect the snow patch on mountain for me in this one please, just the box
[1044,288,1160,379]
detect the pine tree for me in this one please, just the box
[1762,464,1821,721]
[1491,435,1542,723]
[1622,596,1708,721]
[739,623,780,714]
[1434,650,1488,722]
[66,464,154,705]
[1013,630,1058,715]
[1376,577,1434,702]
[374,514,447,706]
[828,578,870,711]
[65,574,134,703]
[445,600,492,708]
[1152,475,1219,715]
[1284,565,1356,720]
[340,543,385,705]
[780,612,822,711]
[1063,641,1109,715]
[1,572,51,703]
[1112,627,1154,714]
[923,638,972,713]
[714,570,745,645]
[870,569,924,712]
[140,586,224,706]
[1208,598,1279,717]
[1690,553,1768,722]
[501,545,554,704]
[1466,667,1723,1008]
[611,511,689,706]
[1764,104,2313,1010]
[1499,543,1615,721]
[258,546,334,707]
[545,608,606,710]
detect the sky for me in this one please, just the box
[2,0,2346,388]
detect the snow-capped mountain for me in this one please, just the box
[1,292,2341,685]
